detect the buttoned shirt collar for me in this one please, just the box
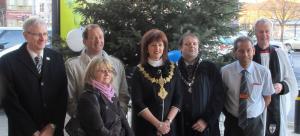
[26,44,44,60]
[80,48,108,63]
[236,61,254,74]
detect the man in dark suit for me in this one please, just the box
[0,17,68,136]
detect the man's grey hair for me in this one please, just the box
[254,18,273,32]
[233,36,254,52]
[23,17,47,32]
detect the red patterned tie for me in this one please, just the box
[238,70,248,129]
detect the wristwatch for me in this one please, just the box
[166,118,172,124]
[50,123,56,130]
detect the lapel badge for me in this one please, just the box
[46,57,50,61]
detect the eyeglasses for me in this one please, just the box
[26,31,48,37]
[98,69,114,73]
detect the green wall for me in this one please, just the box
[60,0,82,39]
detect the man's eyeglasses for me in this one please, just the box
[26,31,48,37]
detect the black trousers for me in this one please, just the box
[223,110,264,136]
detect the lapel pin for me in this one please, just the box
[46,57,50,61]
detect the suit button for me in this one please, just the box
[41,82,44,86]
[43,103,47,107]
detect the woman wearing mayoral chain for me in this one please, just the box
[131,29,181,136]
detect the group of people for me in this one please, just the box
[0,17,297,136]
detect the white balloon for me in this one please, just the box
[66,28,85,52]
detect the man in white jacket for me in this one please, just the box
[65,24,130,117]
[253,18,298,136]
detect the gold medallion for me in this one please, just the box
[158,86,168,99]
[138,63,175,100]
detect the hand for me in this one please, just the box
[156,131,162,136]
[156,121,170,135]
[40,124,55,136]
[32,131,40,136]
[273,83,283,94]
[163,120,171,128]
[192,119,207,133]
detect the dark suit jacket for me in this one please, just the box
[78,85,134,136]
[0,43,68,136]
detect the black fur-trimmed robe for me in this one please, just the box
[176,57,225,136]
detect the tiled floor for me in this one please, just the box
[218,113,300,136]
[0,110,7,136]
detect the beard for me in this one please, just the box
[183,51,198,60]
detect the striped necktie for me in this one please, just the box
[238,69,248,129]
[34,56,42,74]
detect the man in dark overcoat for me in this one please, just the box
[0,17,68,136]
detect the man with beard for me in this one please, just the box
[177,32,225,136]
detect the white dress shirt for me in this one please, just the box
[26,46,44,63]
[221,61,275,118]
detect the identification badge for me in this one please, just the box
[239,93,249,99]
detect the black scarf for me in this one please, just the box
[253,44,281,135]
[253,45,281,83]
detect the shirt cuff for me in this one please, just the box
[171,106,181,112]
[137,107,149,116]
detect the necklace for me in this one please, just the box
[137,63,175,100]
[178,61,199,93]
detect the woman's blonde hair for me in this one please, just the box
[84,57,116,85]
